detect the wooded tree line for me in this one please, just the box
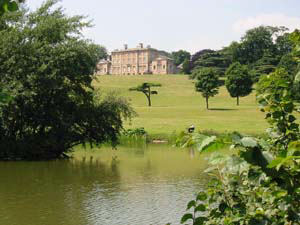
[184,26,300,109]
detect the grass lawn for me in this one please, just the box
[93,74,269,136]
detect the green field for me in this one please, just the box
[93,75,269,135]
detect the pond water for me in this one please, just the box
[0,144,211,225]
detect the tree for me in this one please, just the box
[194,68,219,109]
[0,0,133,160]
[171,50,191,66]
[181,58,191,74]
[129,83,161,107]
[230,26,290,65]
[225,62,253,105]
[192,50,231,77]
[190,49,215,70]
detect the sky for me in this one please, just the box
[26,0,300,54]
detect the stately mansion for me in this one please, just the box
[97,43,179,75]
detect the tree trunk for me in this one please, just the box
[237,96,239,106]
[148,87,151,107]
[147,95,151,106]
[206,96,209,110]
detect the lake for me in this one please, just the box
[0,144,211,225]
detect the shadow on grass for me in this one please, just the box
[209,108,237,111]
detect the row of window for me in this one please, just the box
[112,58,147,64]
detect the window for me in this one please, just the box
[153,65,156,70]
[163,65,166,69]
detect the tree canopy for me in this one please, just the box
[194,68,220,109]
[225,62,253,105]
[191,50,231,77]
[129,82,161,107]
[0,0,133,160]
[171,50,191,66]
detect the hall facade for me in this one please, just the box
[97,43,178,75]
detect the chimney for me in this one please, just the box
[139,43,143,48]
[124,44,128,50]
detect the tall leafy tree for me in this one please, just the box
[181,58,191,74]
[231,26,288,65]
[171,50,191,66]
[0,0,133,160]
[190,49,215,70]
[192,50,231,77]
[225,62,253,105]
[194,68,219,109]
[129,83,161,107]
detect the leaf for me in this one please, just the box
[196,192,207,201]
[209,153,227,165]
[231,132,242,144]
[7,1,18,11]
[186,200,196,210]
[194,217,207,225]
[295,70,300,83]
[261,151,274,163]
[241,137,258,148]
[272,190,287,198]
[268,157,284,170]
[204,166,218,173]
[195,204,206,212]
[181,213,193,224]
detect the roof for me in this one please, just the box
[98,59,111,64]
[111,47,157,53]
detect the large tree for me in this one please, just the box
[0,0,133,160]
[190,49,215,70]
[171,50,191,66]
[194,68,219,109]
[191,50,231,77]
[225,62,253,105]
[129,83,161,107]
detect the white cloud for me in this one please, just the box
[233,13,300,35]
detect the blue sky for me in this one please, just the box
[27,0,300,54]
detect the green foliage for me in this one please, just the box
[181,58,191,74]
[0,0,22,15]
[192,50,231,77]
[129,82,161,107]
[231,26,284,65]
[289,29,300,102]
[250,51,278,82]
[194,68,220,109]
[277,53,298,75]
[123,127,147,137]
[225,62,253,105]
[180,67,300,224]
[171,50,191,66]
[0,0,133,160]
[190,49,215,70]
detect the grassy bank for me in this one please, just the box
[93,74,268,136]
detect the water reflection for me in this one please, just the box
[0,145,210,225]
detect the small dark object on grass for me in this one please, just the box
[188,125,195,133]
